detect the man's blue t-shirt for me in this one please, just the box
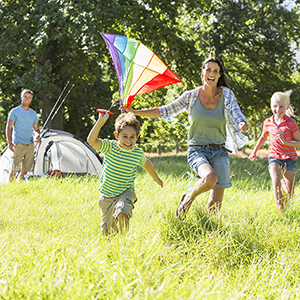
[8,106,38,144]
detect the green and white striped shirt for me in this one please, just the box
[98,139,146,197]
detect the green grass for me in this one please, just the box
[1,155,300,299]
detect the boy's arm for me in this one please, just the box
[279,131,300,148]
[143,159,163,188]
[87,111,109,149]
[249,132,268,161]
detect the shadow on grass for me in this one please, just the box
[161,207,223,244]
[160,207,296,269]
[274,209,300,225]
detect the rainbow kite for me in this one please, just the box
[101,32,182,110]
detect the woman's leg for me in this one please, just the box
[208,188,225,213]
[189,163,218,201]
[177,163,218,218]
[269,165,284,212]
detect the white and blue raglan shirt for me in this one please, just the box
[159,86,248,154]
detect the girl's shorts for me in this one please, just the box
[187,146,231,189]
[268,157,296,172]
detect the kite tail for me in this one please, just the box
[119,99,125,112]
[187,171,195,193]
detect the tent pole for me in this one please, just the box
[45,84,74,130]
[42,81,70,132]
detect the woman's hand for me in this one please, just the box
[125,106,135,114]
[238,121,248,132]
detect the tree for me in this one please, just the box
[0,0,119,140]
[178,0,300,120]
[0,0,199,145]
[1,0,300,152]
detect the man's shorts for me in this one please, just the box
[99,189,137,236]
[268,157,296,172]
[12,143,34,172]
[187,146,231,189]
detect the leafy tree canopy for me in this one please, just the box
[0,0,300,151]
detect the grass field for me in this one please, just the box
[1,154,300,299]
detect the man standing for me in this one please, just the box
[6,89,41,181]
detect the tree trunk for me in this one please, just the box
[41,92,64,131]
[157,144,161,155]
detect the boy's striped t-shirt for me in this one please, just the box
[98,139,146,197]
[263,114,299,160]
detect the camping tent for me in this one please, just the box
[0,129,102,184]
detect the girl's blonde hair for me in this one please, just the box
[271,90,298,119]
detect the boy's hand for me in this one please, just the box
[155,178,163,188]
[143,159,163,187]
[98,110,110,122]
[97,108,113,115]
[87,110,110,149]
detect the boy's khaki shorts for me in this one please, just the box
[99,189,137,236]
[12,143,34,172]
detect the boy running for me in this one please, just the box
[87,111,163,235]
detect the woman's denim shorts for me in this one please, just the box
[268,157,296,172]
[187,146,231,188]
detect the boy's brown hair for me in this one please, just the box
[115,112,140,135]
